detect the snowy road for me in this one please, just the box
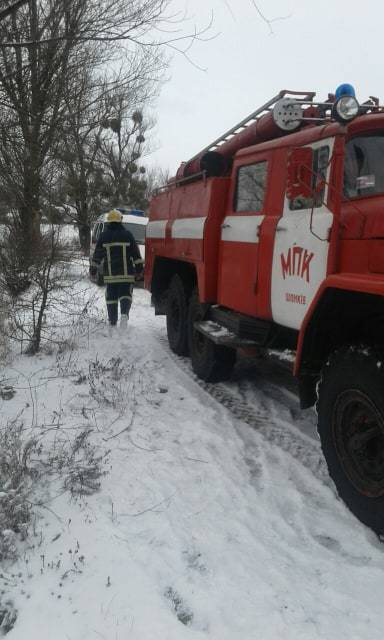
[2,278,384,640]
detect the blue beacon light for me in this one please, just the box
[335,84,356,99]
[332,84,359,123]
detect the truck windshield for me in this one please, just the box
[344,133,384,198]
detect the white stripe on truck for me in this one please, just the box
[220,215,264,243]
[172,217,206,239]
[147,215,264,243]
[146,220,167,238]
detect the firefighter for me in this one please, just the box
[91,209,144,328]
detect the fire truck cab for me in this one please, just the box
[145,85,384,534]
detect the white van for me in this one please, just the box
[89,210,148,285]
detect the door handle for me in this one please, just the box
[276,225,288,232]
[221,223,231,229]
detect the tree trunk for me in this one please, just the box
[20,161,41,262]
[78,221,91,255]
[76,199,91,255]
[27,284,48,355]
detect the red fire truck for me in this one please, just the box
[145,85,384,534]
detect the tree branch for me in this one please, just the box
[0,0,28,23]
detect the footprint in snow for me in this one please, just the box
[164,586,194,626]
[313,534,372,566]
[183,549,207,575]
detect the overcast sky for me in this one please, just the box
[147,0,382,175]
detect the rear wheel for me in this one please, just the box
[317,347,384,534]
[166,275,190,356]
[188,290,236,382]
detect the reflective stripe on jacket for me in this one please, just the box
[92,223,143,284]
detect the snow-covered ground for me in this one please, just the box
[0,224,79,244]
[1,260,384,639]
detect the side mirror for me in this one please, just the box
[286,147,314,200]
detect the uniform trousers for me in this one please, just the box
[105,282,133,325]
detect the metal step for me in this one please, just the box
[209,306,271,343]
[194,320,259,347]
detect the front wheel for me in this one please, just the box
[166,275,190,356]
[317,347,384,534]
[188,290,236,382]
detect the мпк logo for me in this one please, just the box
[280,246,314,283]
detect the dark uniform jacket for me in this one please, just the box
[91,223,144,284]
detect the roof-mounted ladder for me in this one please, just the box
[187,89,316,163]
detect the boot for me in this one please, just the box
[108,323,117,336]
[120,314,128,329]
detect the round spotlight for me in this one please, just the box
[333,95,359,123]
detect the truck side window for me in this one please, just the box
[235,161,267,212]
[344,134,384,198]
[289,145,329,211]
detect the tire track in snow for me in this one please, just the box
[155,332,331,487]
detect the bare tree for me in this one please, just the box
[96,96,151,209]
[0,1,87,253]
[54,40,163,253]
[0,1,28,23]
[0,1,212,52]
[53,67,110,254]
[0,0,208,262]
[144,164,170,200]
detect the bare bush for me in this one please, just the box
[0,419,35,561]
[1,224,87,354]
[0,293,10,364]
[88,355,129,409]
[0,218,34,296]
[0,415,108,561]
[0,600,17,637]
[48,428,109,497]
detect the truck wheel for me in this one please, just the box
[188,290,236,382]
[317,347,384,534]
[166,275,190,356]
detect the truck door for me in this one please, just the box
[271,137,335,330]
[217,154,270,315]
